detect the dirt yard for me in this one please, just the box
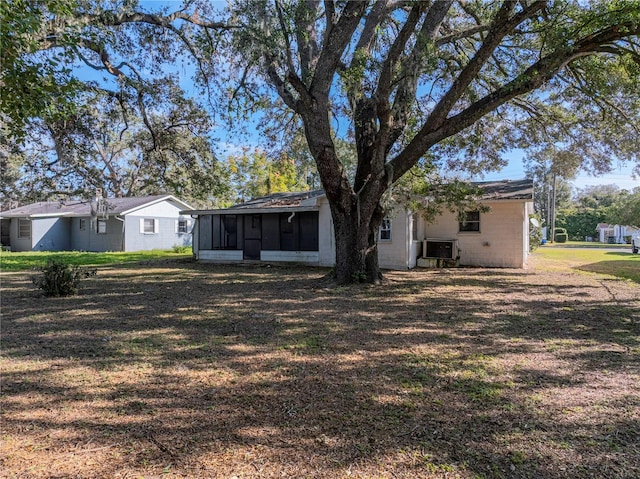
[1,255,639,478]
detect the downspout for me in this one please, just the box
[191,215,199,259]
[287,211,296,223]
[115,215,125,251]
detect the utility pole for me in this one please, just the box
[550,173,557,243]
[546,176,551,241]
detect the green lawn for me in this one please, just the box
[544,241,631,249]
[534,246,640,283]
[0,249,191,272]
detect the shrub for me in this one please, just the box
[32,259,97,297]
[529,214,543,251]
[554,228,568,243]
[172,244,191,253]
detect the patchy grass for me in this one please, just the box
[0,249,191,272]
[1,255,639,478]
[534,247,640,283]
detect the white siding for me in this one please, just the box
[198,250,243,261]
[9,218,33,251]
[261,251,320,263]
[126,201,184,218]
[9,217,71,252]
[123,199,192,251]
[317,197,336,267]
[378,208,411,270]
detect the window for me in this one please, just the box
[18,219,31,239]
[97,219,107,234]
[140,218,157,234]
[459,211,480,232]
[379,217,392,241]
[177,219,188,234]
[411,215,418,241]
[144,219,155,233]
[79,219,86,231]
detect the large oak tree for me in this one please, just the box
[210,0,640,283]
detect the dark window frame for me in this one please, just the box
[459,211,480,232]
[379,217,392,242]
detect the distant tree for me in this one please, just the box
[556,208,606,241]
[575,184,625,209]
[228,150,300,202]
[524,145,581,240]
[608,188,640,227]
[14,90,231,205]
[556,184,629,240]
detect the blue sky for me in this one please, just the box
[481,151,639,191]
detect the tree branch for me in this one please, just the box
[389,18,640,182]
[311,1,368,96]
[435,25,491,46]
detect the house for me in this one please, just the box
[182,179,534,270]
[0,195,193,252]
[595,223,638,244]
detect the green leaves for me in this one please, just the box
[32,258,96,297]
[0,0,82,138]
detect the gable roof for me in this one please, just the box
[0,195,192,218]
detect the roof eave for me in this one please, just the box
[119,195,194,215]
[182,205,320,216]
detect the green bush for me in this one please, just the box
[32,259,97,297]
[529,214,543,251]
[554,228,569,243]
[172,244,191,253]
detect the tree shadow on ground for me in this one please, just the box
[2,262,639,478]
[576,259,640,283]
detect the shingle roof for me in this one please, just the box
[474,179,534,201]
[0,195,183,218]
[181,180,532,217]
[225,181,533,207]
[226,190,325,210]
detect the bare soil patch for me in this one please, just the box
[1,256,639,478]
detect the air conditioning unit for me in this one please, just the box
[422,238,459,260]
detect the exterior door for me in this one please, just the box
[243,215,262,260]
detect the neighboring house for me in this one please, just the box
[182,179,534,270]
[596,223,638,244]
[0,195,193,252]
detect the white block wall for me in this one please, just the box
[423,201,529,268]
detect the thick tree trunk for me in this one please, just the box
[331,202,384,284]
[302,100,387,284]
[324,187,386,284]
